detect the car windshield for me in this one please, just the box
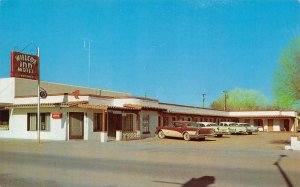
[173,122,183,127]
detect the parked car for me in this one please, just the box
[219,122,247,135]
[237,123,259,134]
[196,122,228,137]
[156,121,214,141]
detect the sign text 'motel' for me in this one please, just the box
[10,51,39,80]
[52,113,62,119]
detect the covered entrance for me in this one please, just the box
[108,113,122,138]
[284,119,290,131]
[69,112,84,139]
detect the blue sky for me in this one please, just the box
[0,0,299,107]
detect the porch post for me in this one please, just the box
[289,118,294,132]
[136,112,141,138]
[100,110,108,143]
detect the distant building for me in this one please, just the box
[0,78,298,142]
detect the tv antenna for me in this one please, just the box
[83,39,92,87]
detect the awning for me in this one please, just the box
[78,104,108,110]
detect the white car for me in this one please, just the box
[237,123,259,134]
[219,122,247,135]
[196,122,228,137]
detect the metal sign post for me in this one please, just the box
[37,47,40,144]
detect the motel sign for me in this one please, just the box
[10,51,39,80]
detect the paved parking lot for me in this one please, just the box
[0,132,299,187]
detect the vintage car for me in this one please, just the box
[219,122,247,135]
[236,123,259,134]
[196,122,228,137]
[156,121,214,141]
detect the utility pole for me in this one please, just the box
[83,39,91,87]
[223,91,228,111]
[202,93,206,108]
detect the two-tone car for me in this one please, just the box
[196,122,228,137]
[156,121,214,141]
[219,122,247,135]
[237,123,259,134]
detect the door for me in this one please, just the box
[268,119,273,132]
[284,119,290,131]
[69,112,84,139]
[108,113,122,137]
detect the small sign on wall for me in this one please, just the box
[52,113,62,119]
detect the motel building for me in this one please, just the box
[0,77,299,142]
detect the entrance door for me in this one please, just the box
[284,119,290,131]
[69,112,84,139]
[108,113,122,138]
[268,119,273,132]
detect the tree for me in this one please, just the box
[273,37,300,110]
[210,88,269,111]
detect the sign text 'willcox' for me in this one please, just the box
[10,51,39,80]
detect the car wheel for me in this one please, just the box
[248,132,252,135]
[158,131,165,139]
[199,137,205,141]
[216,134,223,137]
[183,132,191,141]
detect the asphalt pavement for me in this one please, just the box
[0,133,299,187]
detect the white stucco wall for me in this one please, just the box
[0,78,15,104]
[229,111,297,118]
[0,108,68,140]
[140,111,158,138]
[89,97,114,106]
[84,112,89,140]
[113,98,160,108]
[0,107,94,141]
[273,120,281,131]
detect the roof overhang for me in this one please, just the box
[164,111,237,118]
[123,104,167,112]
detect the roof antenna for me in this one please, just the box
[83,39,92,87]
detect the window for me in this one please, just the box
[173,122,183,128]
[122,114,133,132]
[0,110,9,130]
[158,116,161,126]
[93,113,103,132]
[163,117,169,126]
[27,113,50,131]
[254,119,263,127]
[142,115,150,134]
